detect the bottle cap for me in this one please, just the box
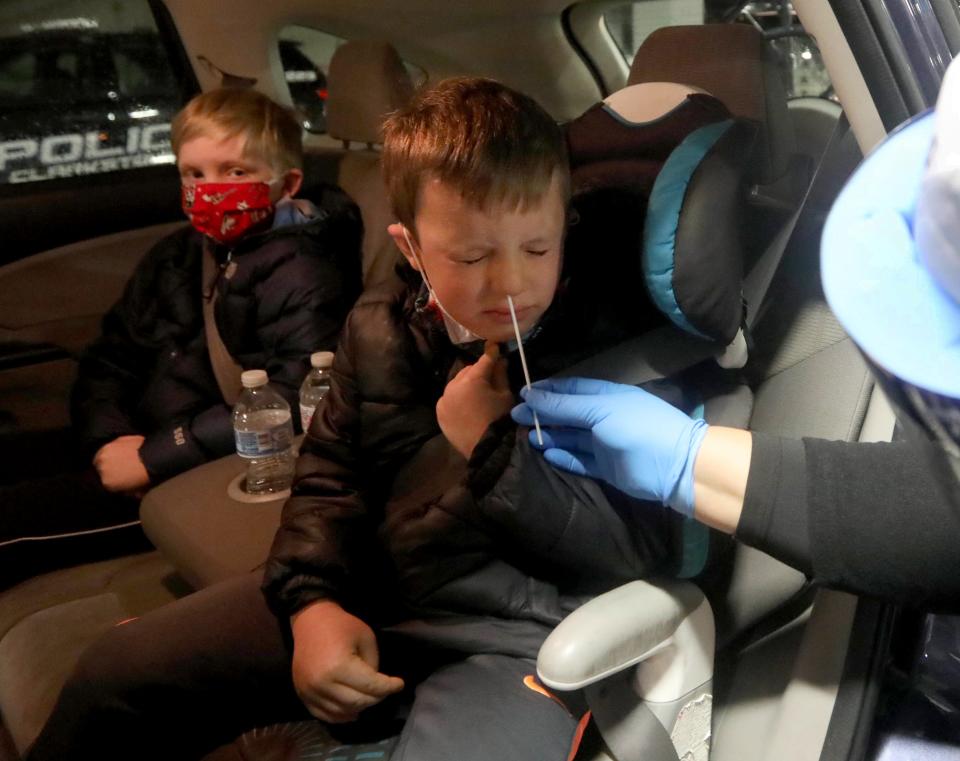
[240,369,269,388]
[310,351,335,368]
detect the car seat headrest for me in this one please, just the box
[326,40,415,146]
[566,83,753,356]
[628,24,795,186]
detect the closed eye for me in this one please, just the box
[449,250,488,265]
[526,249,549,256]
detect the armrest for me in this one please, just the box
[140,453,284,589]
[537,578,714,702]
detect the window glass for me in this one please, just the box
[0,0,183,186]
[278,26,425,134]
[0,51,36,98]
[602,0,834,101]
[603,0,705,62]
[278,26,345,134]
[737,3,834,100]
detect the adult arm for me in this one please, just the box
[736,434,960,611]
[517,377,960,611]
[690,426,960,609]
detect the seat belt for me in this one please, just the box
[743,113,851,331]
[202,240,244,406]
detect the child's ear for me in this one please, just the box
[387,223,421,271]
[279,169,304,199]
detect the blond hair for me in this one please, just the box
[171,88,303,173]
[382,77,569,231]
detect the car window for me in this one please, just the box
[278,25,425,134]
[735,2,833,100]
[0,0,186,187]
[602,0,834,101]
[278,26,345,134]
[604,0,705,61]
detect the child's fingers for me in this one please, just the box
[337,656,406,699]
[300,692,360,724]
[465,342,508,388]
[485,342,510,393]
[304,681,407,724]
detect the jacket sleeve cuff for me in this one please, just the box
[139,425,206,483]
[263,574,336,619]
[736,432,812,574]
[466,416,518,497]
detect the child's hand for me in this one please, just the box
[290,600,405,723]
[93,435,150,495]
[437,342,514,460]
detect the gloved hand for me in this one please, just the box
[511,377,708,516]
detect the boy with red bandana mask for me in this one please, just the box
[0,88,362,587]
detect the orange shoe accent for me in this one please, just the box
[523,674,575,714]
[523,675,592,760]
[565,710,592,761]
[114,617,138,627]
[523,674,556,700]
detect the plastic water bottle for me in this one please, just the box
[299,351,334,432]
[233,370,295,495]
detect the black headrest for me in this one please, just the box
[565,83,754,353]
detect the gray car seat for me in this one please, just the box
[326,39,415,288]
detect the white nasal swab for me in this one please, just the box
[506,295,543,446]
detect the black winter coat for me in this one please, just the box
[263,262,674,636]
[71,186,363,483]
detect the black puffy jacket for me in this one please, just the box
[263,261,675,635]
[71,185,363,483]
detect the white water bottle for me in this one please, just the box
[233,370,295,495]
[299,351,334,432]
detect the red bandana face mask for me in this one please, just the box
[181,182,276,245]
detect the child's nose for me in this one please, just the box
[489,252,525,297]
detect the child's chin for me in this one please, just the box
[477,324,519,344]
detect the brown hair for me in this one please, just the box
[171,88,303,173]
[381,77,570,231]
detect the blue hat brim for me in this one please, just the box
[821,112,960,398]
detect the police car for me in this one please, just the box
[0,29,326,188]
[0,28,177,185]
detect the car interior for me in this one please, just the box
[0,0,953,758]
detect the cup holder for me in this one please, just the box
[227,472,291,504]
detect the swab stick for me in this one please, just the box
[506,295,543,446]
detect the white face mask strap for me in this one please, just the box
[400,225,435,292]
[399,224,484,345]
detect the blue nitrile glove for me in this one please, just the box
[511,377,709,517]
